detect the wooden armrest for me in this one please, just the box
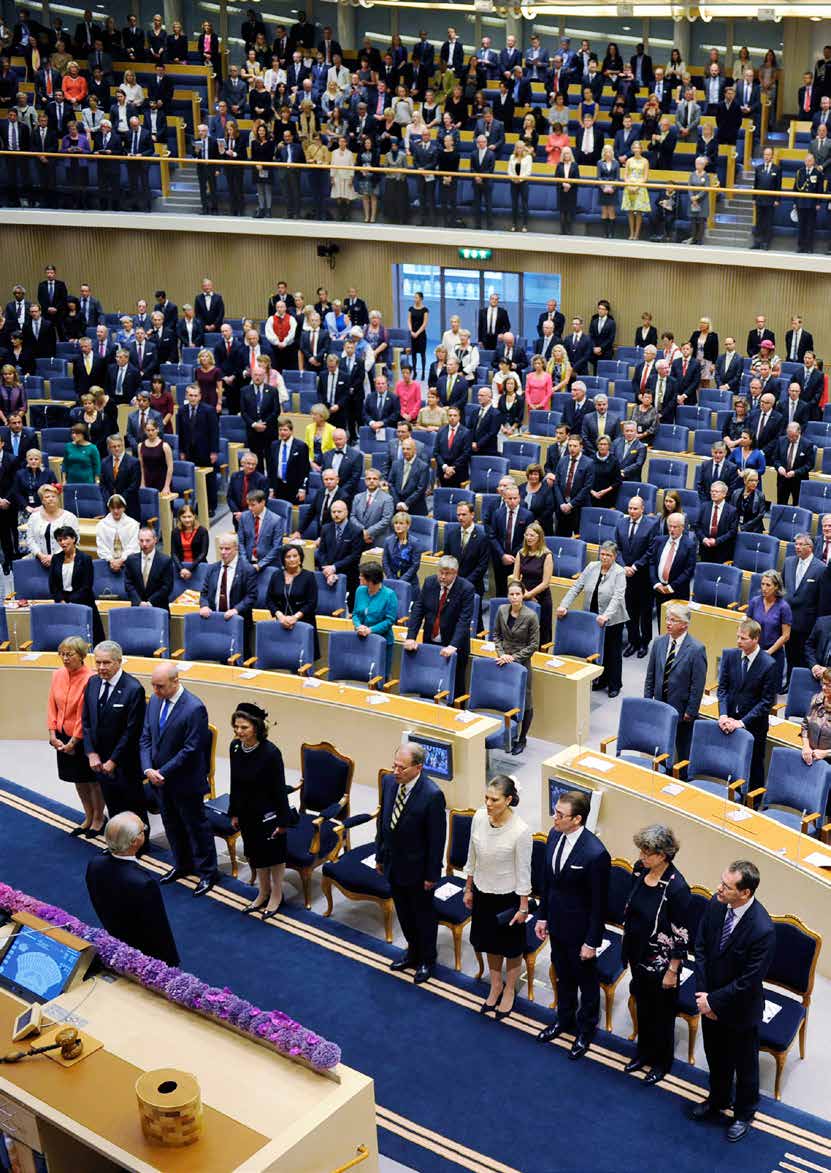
[599,735,617,754]
[822,822,831,844]
[672,759,689,779]
[727,777,745,796]
[171,648,184,658]
[653,752,669,767]
[571,572,580,579]
[368,674,384,688]
[705,679,717,694]
[724,560,734,566]
[153,646,167,657]
[586,652,600,663]
[182,488,192,498]
[477,628,488,639]
[0,640,8,651]
[502,707,521,728]
[314,666,329,678]
[434,689,449,703]
[736,604,748,613]
[454,693,471,708]
[770,702,785,714]
[243,656,257,667]
[726,601,740,610]
[309,814,324,855]
[746,786,766,808]
[802,811,822,832]
[227,653,242,665]
[220,463,228,475]
[397,614,409,625]
[146,514,159,526]
[19,640,32,650]
[298,662,312,676]
[332,608,345,617]
[383,678,400,691]
[540,641,553,652]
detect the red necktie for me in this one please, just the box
[660,539,676,582]
[506,508,515,550]
[448,426,456,449]
[218,565,229,611]
[253,515,260,558]
[99,342,105,357]
[242,473,249,502]
[565,459,576,496]
[710,504,719,536]
[824,540,830,562]
[805,89,811,113]
[682,360,687,376]
[640,363,649,390]
[431,587,447,640]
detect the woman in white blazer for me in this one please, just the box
[557,539,628,697]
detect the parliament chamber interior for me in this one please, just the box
[2,3,831,1172]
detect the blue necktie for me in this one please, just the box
[741,655,749,679]
[159,699,169,730]
[280,443,288,480]
[719,906,735,950]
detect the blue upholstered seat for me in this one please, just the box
[322,842,391,900]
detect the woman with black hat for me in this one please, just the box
[227,702,292,918]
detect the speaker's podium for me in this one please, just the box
[0,914,378,1172]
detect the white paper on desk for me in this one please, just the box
[578,754,615,773]
[303,677,323,689]
[802,851,831,868]
[662,782,685,796]
[361,852,377,869]
[546,657,565,668]
[176,661,193,672]
[688,601,701,611]
[21,652,42,661]
[239,669,260,679]
[768,715,783,726]
[480,641,496,652]
[679,965,693,985]
[726,807,753,823]
[433,881,460,901]
[455,710,479,724]
[762,1000,782,1024]
[367,693,390,705]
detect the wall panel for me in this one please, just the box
[2,227,828,352]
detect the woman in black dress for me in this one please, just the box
[730,468,766,533]
[266,543,320,661]
[621,824,690,1085]
[48,526,105,644]
[590,435,621,508]
[407,291,429,380]
[228,702,292,917]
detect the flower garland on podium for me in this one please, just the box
[0,883,341,1073]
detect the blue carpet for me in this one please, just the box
[2,777,831,1173]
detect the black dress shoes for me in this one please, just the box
[726,1119,751,1143]
[413,964,433,984]
[624,1059,645,1074]
[636,647,649,658]
[623,643,636,658]
[193,876,217,897]
[159,868,186,885]
[689,1100,722,1122]
[608,688,621,698]
[591,680,605,691]
[83,821,107,838]
[644,1068,665,1085]
[389,955,413,972]
[569,1034,591,1059]
[537,1021,568,1043]
[69,824,90,837]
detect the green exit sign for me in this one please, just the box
[458,247,493,260]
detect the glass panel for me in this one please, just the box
[442,267,482,341]
[731,20,783,61]
[522,273,563,340]
[395,263,441,354]
[690,20,728,69]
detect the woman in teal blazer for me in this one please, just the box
[352,560,399,680]
[63,422,101,484]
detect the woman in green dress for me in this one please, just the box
[63,422,101,485]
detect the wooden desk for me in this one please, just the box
[0,975,378,1173]
[0,653,498,811]
[542,745,831,978]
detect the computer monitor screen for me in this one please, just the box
[0,924,88,1004]
[407,734,454,781]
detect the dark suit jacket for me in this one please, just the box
[715,352,743,392]
[407,573,475,653]
[783,554,825,635]
[177,402,219,466]
[316,520,364,593]
[695,500,739,562]
[435,423,472,484]
[614,515,657,572]
[82,669,146,780]
[697,459,739,501]
[747,408,785,460]
[746,327,776,357]
[670,356,702,402]
[267,437,309,502]
[795,367,824,411]
[785,329,814,363]
[581,412,620,456]
[588,314,616,358]
[71,352,108,396]
[491,342,527,373]
[320,447,362,503]
[86,854,179,965]
[561,396,594,433]
[644,632,707,720]
[649,531,697,598]
[539,827,610,948]
[176,318,205,351]
[240,385,281,443]
[388,456,430,515]
[537,309,565,338]
[375,772,446,887]
[49,549,96,609]
[106,365,141,405]
[694,895,776,1028]
[805,615,831,670]
[443,525,490,594]
[140,686,210,796]
[37,277,68,319]
[200,558,258,616]
[317,367,351,417]
[0,426,38,467]
[124,551,174,608]
[612,436,647,482]
[772,435,814,482]
[363,390,399,428]
[717,646,777,735]
[564,332,592,374]
[194,292,225,330]
[489,505,531,566]
[127,340,159,380]
[100,453,141,519]
[22,320,57,358]
[477,305,511,349]
[469,407,502,456]
[553,453,595,511]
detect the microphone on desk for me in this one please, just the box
[713,574,722,609]
[555,545,563,576]
[437,676,444,704]
[753,543,761,574]
[368,660,375,689]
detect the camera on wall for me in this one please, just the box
[316,241,340,270]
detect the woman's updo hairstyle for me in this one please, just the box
[488,773,520,807]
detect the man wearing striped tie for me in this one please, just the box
[689,860,775,1143]
[375,742,446,984]
[643,603,707,763]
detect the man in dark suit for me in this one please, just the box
[773,422,814,506]
[317,353,350,424]
[717,620,778,789]
[470,386,502,457]
[20,304,56,359]
[588,301,615,368]
[405,557,475,698]
[435,405,472,489]
[562,381,594,434]
[0,414,38,467]
[0,109,29,207]
[470,136,495,230]
[695,481,739,564]
[489,483,531,596]
[650,510,697,620]
[240,368,280,469]
[228,450,269,527]
[696,441,739,501]
[783,533,825,676]
[321,429,362,504]
[154,290,178,329]
[690,860,776,1142]
[124,528,174,609]
[784,316,814,364]
[644,602,708,762]
[300,316,329,375]
[750,146,781,251]
[805,613,831,678]
[748,391,785,463]
[316,499,363,604]
[71,336,108,397]
[194,278,225,331]
[534,322,559,366]
[238,490,284,573]
[616,496,657,657]
[125,392,163,455]
[670,342,701,407]
[388,438,431,516]
[536,789,611,1058]
[794,353,823,417]
[491,333,527,376]
[375,742,446,984]
[123,117,154,213]
[613,421,647,483]
[537,300,565,338]
[629,43,654,89]
[564,319,593,375]
[100,435,141,522]
[86,812,180,964]
[37,264,68,333]
[444,500,489,596]
[128,327,160,382]
[477,293,511,351]
[580,396,620,456]
[140,662,219,896]
[177,305,205,352]
[106,351,141,408]
[436,360,469,414]
[82,640,148,824]
[148,312,177,364]
[268,418,309,504]
[192,124,220,214]
[714,339,743,393]
[746,315,775,357]
[178,384,220,514]
[338,338,366,443]
[363,373,400,432]
[554,434,594,536]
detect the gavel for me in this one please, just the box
[1,1027,83,1064]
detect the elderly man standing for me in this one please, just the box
[406,555,475,698]
[644,602,708,762]
[140,662,219,896]
[86,812,180,964]
[82,639,148,829]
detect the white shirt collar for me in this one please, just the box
[99,668,122,694]
[743,646,760,668]
[729,895,754,922]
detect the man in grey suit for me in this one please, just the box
[643,602,708,762]
[612,420,647,482]
[351,466,394,547]
[385,421,425,476]
[783,532,825,677]
[388,438,430,516]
